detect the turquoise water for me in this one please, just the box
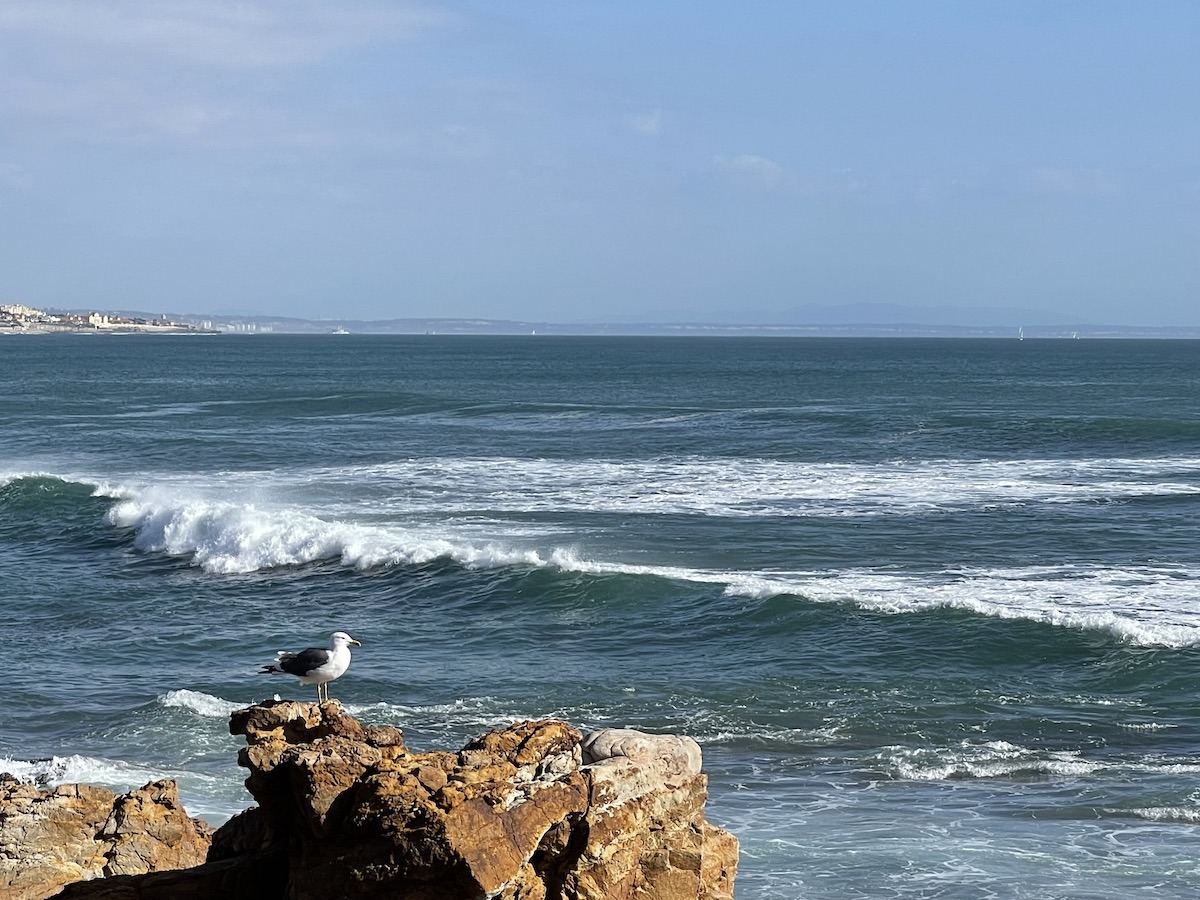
[3,335,1200,897]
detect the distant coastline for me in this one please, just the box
[3,302,1199,338]
[1,303,212,335]
[3,323,212,335]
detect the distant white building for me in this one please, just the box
[1,303,44,320]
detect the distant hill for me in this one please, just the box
[610,302,1079,328]
[774,302,1078,328]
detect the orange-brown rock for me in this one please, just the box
[0,775,211,900]
[223,702,594,899]
[37,700,738,899]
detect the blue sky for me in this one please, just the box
[1,1,1196,325]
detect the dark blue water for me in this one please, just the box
[3,335,1200,898]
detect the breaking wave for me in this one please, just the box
[1115,806,1200,823]
[100,488,1200,647]
[0,753,183,792]
[869,742,1200,784]
[873,741,1102,781]
[7,461,1200,647]
[158,689,247,719]
[103,489,544,575]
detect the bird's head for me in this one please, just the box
[331,631,362,648]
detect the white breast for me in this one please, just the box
[297,645,351,685]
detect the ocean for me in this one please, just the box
[3,334,1200,898]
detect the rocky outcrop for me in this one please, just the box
[213,700,737,899]
[0,776,211,900]
[573,729,737,899]
[11,702,737,899]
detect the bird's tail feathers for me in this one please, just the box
[259,665,283,675]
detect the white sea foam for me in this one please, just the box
[0,754,176,791]
[15,462,1200,646]
[0,753,243,824]
[877,741,1101,781]
[871,741,1200,784]
[1117,806,1200,823]
[543,554,1200,647]
[721,565,1200,648]
[104,491,545,575]
[1118,722,1177,732]
[0,469,73,490]
[158,689,246,718]
[344,698,529,733]
[304,455,1200,518]
[696,724,846,747]
[94,485,1200,645]
[73,454,1200,521]
[1128,761,1200,774]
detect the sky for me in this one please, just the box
[1,1,1197,326]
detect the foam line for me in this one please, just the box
[0,754,180,791]
[158,689,247,718]
[9,468,1200,646]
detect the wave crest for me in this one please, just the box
[158,689,245,718]
[0,754,173,791]
[107,493,544,575]
[14,468,1200,648]
[875,741,1099,781]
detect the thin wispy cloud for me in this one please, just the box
[3,71,302,147]
[0,1,455,146]
[0,0,454,69]
[715,153,789,193]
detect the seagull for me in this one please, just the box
[259,631,362,702]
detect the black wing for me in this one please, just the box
[278,647,330,676]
